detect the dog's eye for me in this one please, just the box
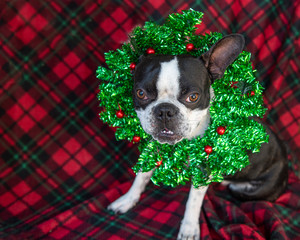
[186,93,199,103]
[137,89,147,100]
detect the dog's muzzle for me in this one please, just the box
[152,103,183,144]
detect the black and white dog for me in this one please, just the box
[108,34,288,240]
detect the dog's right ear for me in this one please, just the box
[201,34,245,81]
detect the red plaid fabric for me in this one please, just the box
[1,0,300,239]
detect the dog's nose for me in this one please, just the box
[154,103,179,120]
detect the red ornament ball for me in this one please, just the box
[217,126,226,135]
[116,109,124,118]
[248,91,255,96]
[156,160,163,166]
[146,47,155,54]
[204,145,213,154]
[186,43,195,51]
[130,62,136,70]
[133,136,141,143]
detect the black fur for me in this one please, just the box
[225,117,288,201]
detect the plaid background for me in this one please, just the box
[1,0,300,239]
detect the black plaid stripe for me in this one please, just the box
[1,0,300,239]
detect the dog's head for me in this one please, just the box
[133,34,245,144]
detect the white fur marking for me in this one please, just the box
[107,170,153,213]
[177,186,208,240]
[229,182,257,191]
[186,86,215,139]
[156,57,180,100]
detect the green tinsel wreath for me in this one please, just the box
[96,9,269,188]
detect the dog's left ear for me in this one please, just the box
[201,34,245,81]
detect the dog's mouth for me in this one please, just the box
[161,128,174,136]
[154,128,183,144]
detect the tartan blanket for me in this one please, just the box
[1,1,300,239]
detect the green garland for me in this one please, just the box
[96,9,269,188]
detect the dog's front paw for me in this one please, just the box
[177,220,200,240]
[107,192,139,214]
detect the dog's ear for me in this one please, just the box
[201,34,245,81]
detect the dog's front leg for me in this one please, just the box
[107,170,153,214]
[177,185,208,240]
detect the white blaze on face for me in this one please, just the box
[156,57,180,101]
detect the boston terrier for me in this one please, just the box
[107,34,288,240]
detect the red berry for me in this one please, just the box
[250,91,255,96]
[186,43,195,51]
[146,47,155,54]
[133,136,141,143]
[217,126,226,135]
[204,145,213,155]
[116,110,124,118]
[156,160,163,166]
[130,62,136,70]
